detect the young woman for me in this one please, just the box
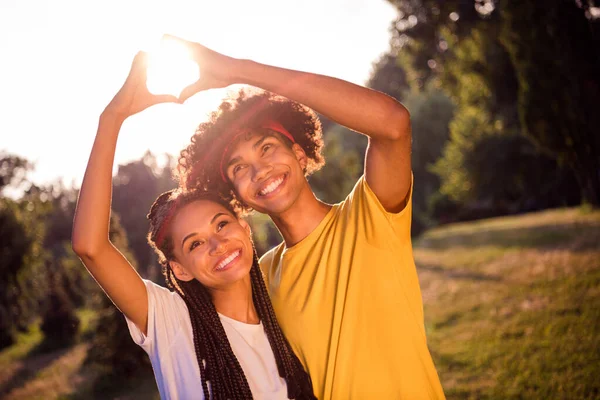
[71,50,315,400]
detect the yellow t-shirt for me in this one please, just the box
[260,175,445,400]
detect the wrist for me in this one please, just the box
[101,106,128,125]
[229,58,258,85]
[100,107,127,127]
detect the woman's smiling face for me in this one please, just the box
[168,199,254,290]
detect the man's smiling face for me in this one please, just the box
[224,130,308,215]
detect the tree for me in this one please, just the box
[0,197,48,348]
[310,126,364,205]
[500,0,600,206]
[377,1,585,218]
[112,151,177,281]
[84,212,153,389]
[0,152,31,193]
[385,0,492,90]
[368,52,410,101]
[402,87,455,233]
[39,260,80,350]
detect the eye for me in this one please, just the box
[262,143,273,154]
[189,240,204,252]
[217,220,229,231]
[232,164,247,175]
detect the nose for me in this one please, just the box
[209,235,229,256]
[251,160,272,183]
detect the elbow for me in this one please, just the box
[71,234,101,259]
[71,237,90,258]
[384,101,411,141]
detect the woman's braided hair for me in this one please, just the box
[176,87,325,215]
[147,188,316,399]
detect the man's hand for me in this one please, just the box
[162,34,241,102]
[104,51,179,121]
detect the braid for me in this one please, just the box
[167,265,253,399]
[149,190,316,399]
[249,252,317,400]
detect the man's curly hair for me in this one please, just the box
[176,87,325,214]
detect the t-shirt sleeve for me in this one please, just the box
[125,279,187,356]
[258,243,285,291]
[346,173,414,242]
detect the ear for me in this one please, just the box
[292,143,308,171]
[238,217,252,236]
[170,260,194,282]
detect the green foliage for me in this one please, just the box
[83,212,153,388]
[499,0,600,205]
[385,0,493,90]
[60,244,97,308]
[367,52,409,100]
[310,126,364,204]
[0,197,49,349]
[112,151,177,280]
[0,152,31,192]
[380,0,593,222]
[429,27,504,204]
[431,104,503,202]
[247,212,281,258]
[39,261,80,350]
[402,87,455,233]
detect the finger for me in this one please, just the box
[126,50,149,82]
[179,80,208,103]
[161,33,193,52]
[161,33,188,44]
[153,94,180,104]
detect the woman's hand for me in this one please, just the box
[104,51,179,121]
[162,34,241,102]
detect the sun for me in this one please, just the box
[145,37,200,97]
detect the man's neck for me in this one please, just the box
[211,276,259,324]
[271,184,332,248]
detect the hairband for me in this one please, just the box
[219,120,295,182]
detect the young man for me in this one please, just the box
[173,34,446,399]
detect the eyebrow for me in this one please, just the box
[180,212,229,249]
[226,134,277,170]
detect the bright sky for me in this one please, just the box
[0,0,397,191]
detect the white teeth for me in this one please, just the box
[259,176,284,196]
[216,250,240,271]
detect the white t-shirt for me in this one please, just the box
[125,279,289,400]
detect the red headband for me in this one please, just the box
[219,120,295,182]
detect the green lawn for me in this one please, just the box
[415,207,600,399]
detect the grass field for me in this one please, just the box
[0,207,598,399]
[416,207,600,399]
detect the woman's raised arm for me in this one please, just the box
[71,51,177,334]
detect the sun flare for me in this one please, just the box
[146,38,200,97]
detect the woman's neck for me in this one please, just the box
[210,275,259,324]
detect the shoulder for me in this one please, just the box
[142,279,188,317]
[339,174,414,240]
[144,278,181,299]
[259,243,285,274]
[344,174,413,217]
